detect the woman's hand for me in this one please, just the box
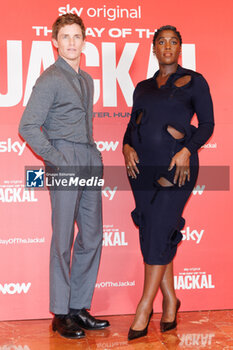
[123,144,139,179]
[168,147,191,186]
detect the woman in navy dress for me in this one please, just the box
[123,25,214,340]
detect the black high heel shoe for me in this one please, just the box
[160,299,181,332]
[128,309,153,341]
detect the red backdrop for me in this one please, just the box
[0,0,232,321]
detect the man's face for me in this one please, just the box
[52,24,85,65]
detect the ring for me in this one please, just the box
[127,166,130,169]
[184,171,188,175]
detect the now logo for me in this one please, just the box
[192,185,205,195]
[95,141,119,151]
[0,282,31,295]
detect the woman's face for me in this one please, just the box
[153,30,181,65]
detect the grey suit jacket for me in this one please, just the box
[19,56,94,166]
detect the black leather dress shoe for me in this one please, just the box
[71,309,110,330]
[160,299,181,332]
[128,309,153,341]
[52,315,85,339]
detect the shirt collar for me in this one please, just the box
[153,64,187,79]
[55,56,81,77]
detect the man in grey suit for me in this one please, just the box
[19,13,109,339]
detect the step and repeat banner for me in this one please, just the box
[0,0,232,321]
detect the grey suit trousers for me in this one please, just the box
[48,140,103,315]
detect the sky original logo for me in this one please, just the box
[26,169,44,188]
[58,4,84,16]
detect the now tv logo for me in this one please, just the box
[192,185,205,195]
[95,141,119,152]
[0,282,31,295]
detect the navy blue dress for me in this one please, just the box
[123,65,214,265]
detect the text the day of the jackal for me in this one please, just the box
[0,36,195,108]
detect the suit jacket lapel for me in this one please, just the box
[57,66,86,110]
